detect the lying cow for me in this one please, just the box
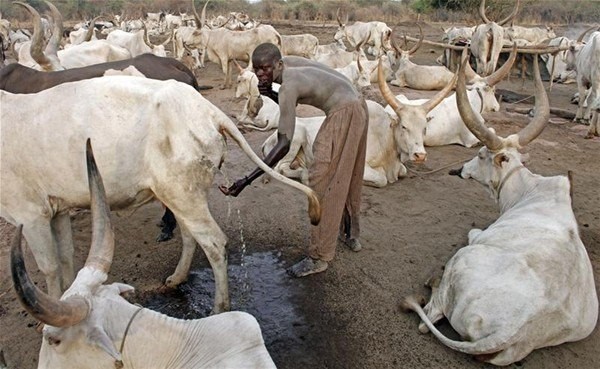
[10,143,277,369]
[0,76,320,314]
[234,64,280,131]
[402,56,598,366]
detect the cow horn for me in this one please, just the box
[336,8,342,26]
[378,57,403,112]
[478,0,492,24]
[13,2,53,71]
[516,56,549,147]
[84,15,102,42]
[498,0,520,27]
[356,51,363,73]
[389,31,401,54]
[233,58,243,73]
[141,21,154,49]
[43,0,63,60]
[422,67,457,113]
[201,0,210,29]
[577,25,597,43]
[484,43,517,86]
[408,23,423,55]
[461,47,480,82]
[456,54,503,151]
[11,225,89,327]
[83,139,115,274]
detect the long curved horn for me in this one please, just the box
[191,0,202,29]
[498,0,520,27]
[479,0,492,24]
[484,44,517,86]
[422,69,457,113]
[13,2,53,70]
[408,23,423,55]
[83,139,115,274]
[356,51,363,73]
[456,55,503,150]
[336,8,342,26]
[11,225,89,327]
[462,47,480,82]
[44,0,63,55]
[516,56,549,146]
[141,21,154,49]
[84,15,102,42]
[577,25,597,43]
[378,57,403,112]
[201,0,209,29]
[233,58,243,73]
[389,31,401,54]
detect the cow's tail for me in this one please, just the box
[217,117,321,225]
[402,295,516,357]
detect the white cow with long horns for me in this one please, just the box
[402,55,598,366]
[10,142,277,369]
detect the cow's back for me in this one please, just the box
[0,77,225,212]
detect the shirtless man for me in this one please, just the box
[220,42,368,277]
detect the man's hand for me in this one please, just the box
[219,177,248,197]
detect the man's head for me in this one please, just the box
[252,42,283,87]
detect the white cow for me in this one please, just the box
[504,25,556,45]
[10,147,276,369]
[542,36,577,84]
[402,56,598,366]
[395,47,516,148]
[105,23,172,57]
[334,52,373,89]
[334,9,392,57]
[471,0,519,76]
[281,33,319,59]
[188,0,282,88]
[441,26,475,44]
[390,26,457,90]
[0,76,320,313]
[234,65,280,131]
[313,42,366,69]
[566,28,600,123]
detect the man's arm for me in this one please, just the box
[219,132,290,197]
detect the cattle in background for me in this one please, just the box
[313,42,367,69]
[402,55,598,366]
[234,64,280,131]
[334,8,392,58]
[504,25,556,45]
[566,27,600,124]
[397,47,516,148]
[541,36,577,84]
[106,22,172,57]
[471,0,519,76]
[281,33,319,59]
[10,144,277,369]
[188,0,282,88]
[390,25,457,90]
[0,76,320,313]
[441,25,475,44]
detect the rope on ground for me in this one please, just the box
[405,158,472,176]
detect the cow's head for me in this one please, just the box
[390,25,424,69]
[12,140,138,369]
[141,22,172,57]
[333,8,347,47]
[479,0,520,26]
[565,26,598,71]
[378,57,457,164]
[454,53,549,201]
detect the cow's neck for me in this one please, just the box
[495,164,531,211]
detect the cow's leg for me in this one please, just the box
[418,297,445,334]
[176,207,229,313]
[574,78,588,123]
[583,87,597,122]
[22,217,62,297]
[222,58,231,89]
[362,165,388,188]
[52,212,75,290]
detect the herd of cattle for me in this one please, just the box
[0,0,598,367]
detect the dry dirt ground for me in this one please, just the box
[0,21,599,369]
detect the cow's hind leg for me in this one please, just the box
[165,201,230,314]
[52,212,75,290]
[22,217,62,297]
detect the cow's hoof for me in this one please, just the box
[165,275,186,288]
[156,231,174,243]
[574,118,590,125]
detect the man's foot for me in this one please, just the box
[341,237,362,252]
[287,257,328,277]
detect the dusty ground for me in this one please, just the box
[1,21,599,369]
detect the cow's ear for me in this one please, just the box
[493,153,508,167]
